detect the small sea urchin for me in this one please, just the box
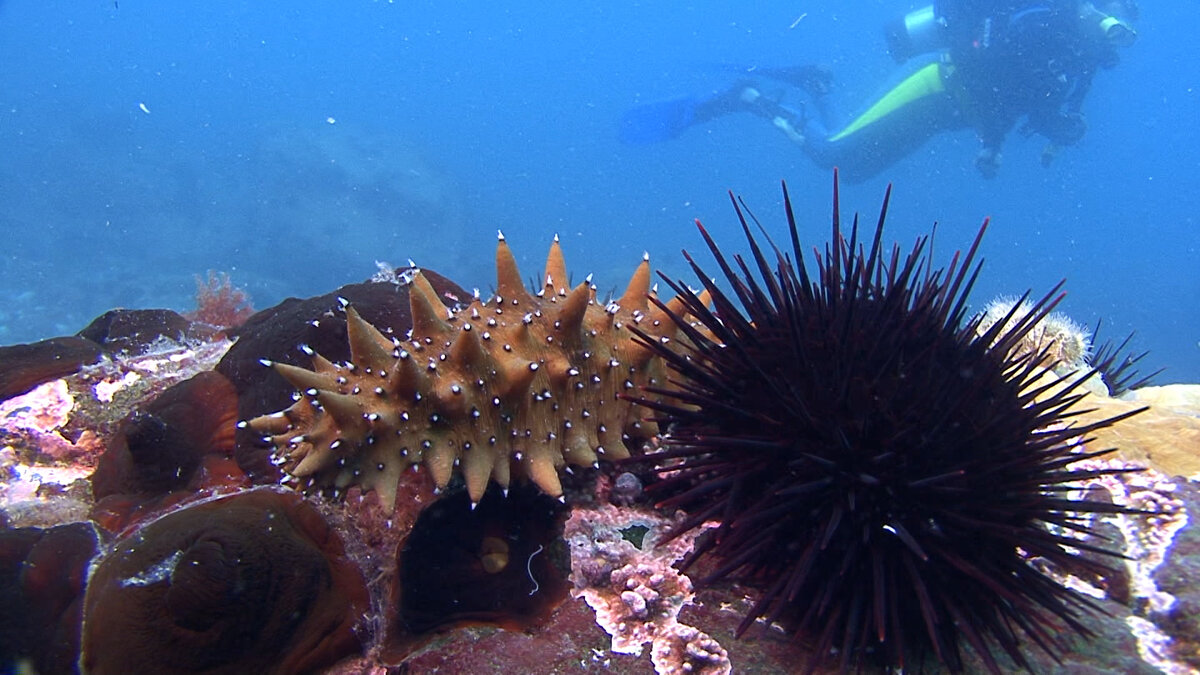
[626,175,1143,672]
[975,296,1092,374]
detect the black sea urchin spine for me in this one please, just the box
[624,174,1144,673]
[1090,319,1163,396]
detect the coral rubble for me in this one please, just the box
[565,503,729,675]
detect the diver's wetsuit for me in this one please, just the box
[801,53,966,183]
[802,0,1121,182]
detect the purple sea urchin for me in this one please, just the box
[625,175,1144,673]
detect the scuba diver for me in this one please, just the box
[619,1,1139,182]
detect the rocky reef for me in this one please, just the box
[2,181,1200,674]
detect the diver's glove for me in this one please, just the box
[975,147,1002,179]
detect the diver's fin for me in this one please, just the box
[618,96,702,145]
[750,64,833,98]
[705,63,834,98]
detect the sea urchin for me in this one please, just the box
[625,175,1143,673]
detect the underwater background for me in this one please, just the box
[1,0,1196,382]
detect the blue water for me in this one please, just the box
[1,1,1196,383]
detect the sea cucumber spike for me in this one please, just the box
[562,435,598,468]
[248,413,291,435]
[424,442,456,489]
[314,390,367,435]
[555,283,592,343]
[495,237,528,301]
[544,237,568,295]
[448,323,490,372]
[493,354,539,401]
[273,362,338,393]
[462,440,496,503]
[386,350,425,398]
[524,446,564,499]
[345,307,396,372]
[408,273,454,338]
[497,229,505,241]
[292,441,339,476]
[619,257,652,313]
[489,451,512,490]
[366,451,407,507]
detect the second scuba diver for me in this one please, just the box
[621,1,1140,182]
